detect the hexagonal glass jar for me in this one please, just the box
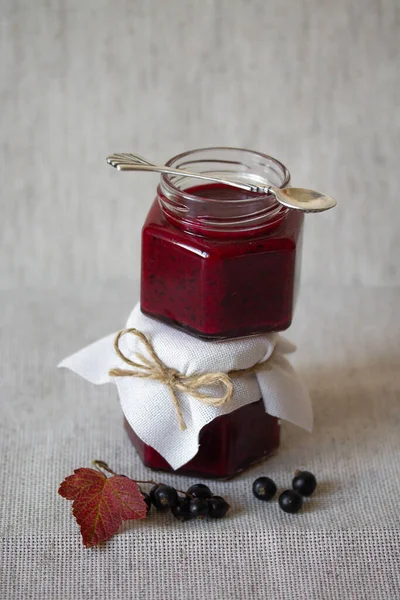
[141,147,303,340]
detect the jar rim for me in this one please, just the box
[161,146,291,205]
[158,147,291,237]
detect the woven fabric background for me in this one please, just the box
[1,1,400,599]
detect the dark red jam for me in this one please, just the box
[124,400,280,479]
[141,183,304,340]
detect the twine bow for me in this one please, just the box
[109,328,235,431]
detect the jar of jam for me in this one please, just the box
[141,147,304,340]
[58,148,318,481]
[120,148,305,479]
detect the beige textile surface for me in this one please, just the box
[1,1,400,599]
[1,284,400,600]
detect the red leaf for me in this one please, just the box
[59,468,147,548]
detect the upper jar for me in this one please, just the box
[141,147,304,340]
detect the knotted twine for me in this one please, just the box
[109,328,270,431]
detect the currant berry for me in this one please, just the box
[189,497,210,518]
[149,484,161,508]
[278,490,303,514]
[152,485,179,510]
[143,493,152,513]
[186,483,213,500]
[208,496,230,518]
[252,477,277,501]
[292,471,317,497]
[171,497,191,521]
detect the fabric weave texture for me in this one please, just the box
[1,0,400,597]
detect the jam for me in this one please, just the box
[125,399,280,479]
[141,183,304,339]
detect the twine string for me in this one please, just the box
[109,328,269,431]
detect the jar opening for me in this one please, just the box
[158,147,291,237]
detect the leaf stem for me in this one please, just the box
[92,461,192,497]
[92,460,118,475]
[132,479,158,485]
[131,479,192,497]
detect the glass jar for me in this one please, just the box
[141,147,304,340]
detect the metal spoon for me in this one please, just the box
[107,153,336,213]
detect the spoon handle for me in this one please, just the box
[109,153,156,167]
[107,153,266,194]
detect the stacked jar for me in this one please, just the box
[125,148,304,479]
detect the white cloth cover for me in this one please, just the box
[59,304,312,469]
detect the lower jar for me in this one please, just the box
[124,399,280,479]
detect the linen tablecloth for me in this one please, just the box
[1,0,399,597]
[1,283,399,599]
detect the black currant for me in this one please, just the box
[292,470,317,497]
[171,497,191,521]
[252,477,277,501]
[149,484,161,507]
[208,496,230,518]
[278,490,303,514]
[143,493,152,513]
[187,483,213,500]
[189,497,210,518]
[152,485,179,510]
[149,484,160,506]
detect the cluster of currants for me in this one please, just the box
[142,483,230,521]
[252,470,317,513]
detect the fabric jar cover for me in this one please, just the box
[59,303,313,470]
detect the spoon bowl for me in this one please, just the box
[272,187,337,213]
